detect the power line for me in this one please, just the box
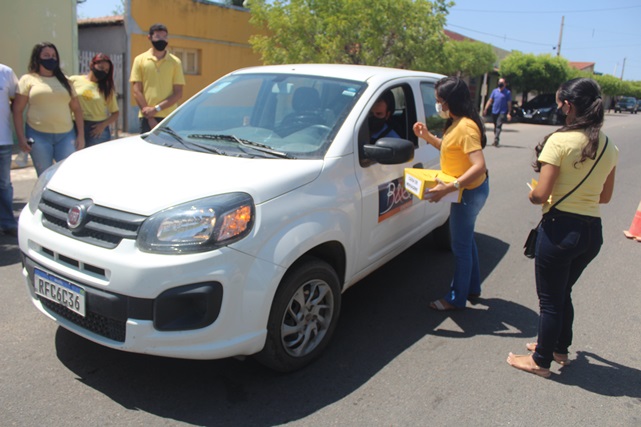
[445,24,553,47]
[454,6,641,14]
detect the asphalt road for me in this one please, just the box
[2,113,640,426]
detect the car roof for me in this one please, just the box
[230,63,446,83]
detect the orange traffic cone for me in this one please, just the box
[623,201,641,242]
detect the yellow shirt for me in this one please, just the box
[17,73,76,133]
[440,117,485,189]
[538,130,618,217]
[130,49,185,118]
[69,75,119,122]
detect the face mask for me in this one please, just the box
[40,58,58,71]
[498,82,505,89]
[368,115,386,133]
[435,102,450,119]
[152,40,168,51]
[92,68,108,81]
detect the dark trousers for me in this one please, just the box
[139,117,163,134]
[532,209,603,368]
[491,113,506,144]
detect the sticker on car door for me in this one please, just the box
[378,177,413,222]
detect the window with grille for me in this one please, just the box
[170,47,200,75]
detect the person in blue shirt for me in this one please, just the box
[483,78,512,146]
[369,92,400,142]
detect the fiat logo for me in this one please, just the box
[67,204,87,229]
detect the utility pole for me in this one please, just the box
[556,16,564,57]
[621,58,626,80]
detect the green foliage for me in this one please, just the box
[246,0,453,70]
[435,40,496,77]
[500,52,573,95]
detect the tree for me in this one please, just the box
[593,74,623,97]
[246,0,453,70]
[500,52,573,101]
[435,40,496,77]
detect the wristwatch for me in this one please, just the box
[453,180,460,190]
[154,105,162,112]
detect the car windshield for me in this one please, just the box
[147,73,366,160]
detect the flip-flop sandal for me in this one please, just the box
[525,342,570,365]
[429,299,461,311]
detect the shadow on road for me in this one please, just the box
[554,351,641,398]
[53,232,538,426]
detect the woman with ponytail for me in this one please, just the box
[70,53,119,147]
[412,76,489,311]
[12,42,85,176]
[507,78,618,378]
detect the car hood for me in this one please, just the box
[46,136,323,215]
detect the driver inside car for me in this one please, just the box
[369,92,400,143]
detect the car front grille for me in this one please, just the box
[39,189,147,249]
[40,297,126,342]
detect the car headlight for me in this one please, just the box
[137,193,255,254]
[28,161,63,214]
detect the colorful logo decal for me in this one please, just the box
[378,177,413,222]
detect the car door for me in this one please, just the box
[354,80,441,270]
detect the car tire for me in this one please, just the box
[255,256,341,372]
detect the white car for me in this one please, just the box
[19,64,450,371]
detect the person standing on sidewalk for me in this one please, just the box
[130,23,185,133]
[70,53,119,147]
[483,78,511,146]
[0,63,19,236]
[12,42,85,177]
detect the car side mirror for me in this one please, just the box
[362,137,414,165]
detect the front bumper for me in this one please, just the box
[19,207,283,360]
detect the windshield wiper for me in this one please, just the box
[188,133,294,159]
[158,127,223,155]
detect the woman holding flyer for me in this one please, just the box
[412,76,489,311]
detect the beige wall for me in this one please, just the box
[0,0,78,77]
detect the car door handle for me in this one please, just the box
[413,163,423,169]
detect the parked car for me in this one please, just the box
[518,93,564,125]
[19,64,452,372]
[614,96,638,114]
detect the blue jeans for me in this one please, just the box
[0,144,18,231]
[532,209,602,368]
[84,120,112,147]
[445,177,489,307]
[26,124,76,176]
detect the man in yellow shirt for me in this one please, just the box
[130,23,186,133]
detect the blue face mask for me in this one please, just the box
[40,58,58,71]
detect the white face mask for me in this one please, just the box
[435,102,450,119]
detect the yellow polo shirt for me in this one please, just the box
[440,117,485,190]
[69,75,119,122]
[538,130,618,217]
[17,73,76,133]
[130,49,185,118]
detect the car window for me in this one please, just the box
[152,73,366,160]
[358,84,418,167]
[420,82,446,137]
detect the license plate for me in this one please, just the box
[524,113,533,119]
[34,268,86,317]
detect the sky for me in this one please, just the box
[77,0,641,81]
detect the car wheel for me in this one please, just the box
[255,256,341,372]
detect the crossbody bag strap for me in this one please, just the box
[549,136,609,211]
